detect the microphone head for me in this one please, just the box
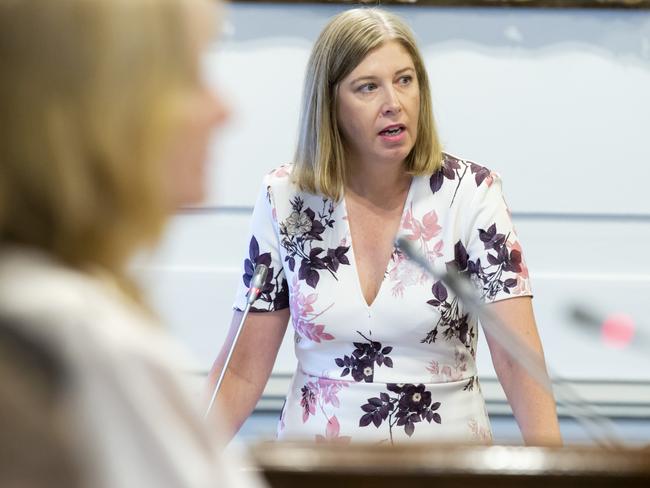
[395,235,438,280]
[250,264,269,291]
[395,236,418,261]
[569,304,637,350]
[246,264,269,306]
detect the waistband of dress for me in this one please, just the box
[296,366,480,388]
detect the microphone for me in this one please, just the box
[395,237,552,392]
[395,237,623,448]
[568,305,645,351]
[205,263,268,418]
[247,263,269,305]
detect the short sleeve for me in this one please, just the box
[456,173,532,303]
[232,178,289,312]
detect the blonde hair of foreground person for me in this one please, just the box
[293,8,443,201]
[0,0,218,299]
[0,1,266,488]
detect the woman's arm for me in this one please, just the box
[205,308,290,440]
[483,296,562,446]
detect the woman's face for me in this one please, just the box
[164,2,230,208]
[336,40,420,171]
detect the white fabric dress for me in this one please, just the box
[234,153,532,445]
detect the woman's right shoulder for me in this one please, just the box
[259,163,303,204]
[264,163,295,186]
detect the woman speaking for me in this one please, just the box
[208,8,561,447]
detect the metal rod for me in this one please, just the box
[395,237,622,448]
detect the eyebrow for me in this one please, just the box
[348,67,415,86]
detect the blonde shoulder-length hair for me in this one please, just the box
[293,8,443,201]
[0,0,204,297]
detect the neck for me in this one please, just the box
[345,158,411,205]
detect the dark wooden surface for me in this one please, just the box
[230,0,650,10]
[251,442,650,487]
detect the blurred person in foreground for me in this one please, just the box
[208,8,562,447]
[0,0,261,486]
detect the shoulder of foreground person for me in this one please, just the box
[0,246,266,488]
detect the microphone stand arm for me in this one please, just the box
[204,264,268,419]
[395,237,622,448]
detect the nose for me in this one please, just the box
[207,88,231,128]
[381,86,402,116]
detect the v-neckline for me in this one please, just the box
[341,176,415,310]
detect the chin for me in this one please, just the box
[381,150,412,165]
[172,185,205,209]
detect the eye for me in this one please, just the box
[357,82,377,93]
[398,75,413,86]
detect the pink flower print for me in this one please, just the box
[440,365,453,378]
[507,239,531,295]
[402,207,419,240]
[300,383,317,423]
[420,210,442,241]
[485,171,496,188]
[509,240,529,280]
[294,320,335,342]
[427,357,466,382]
[426,361,440,376]
[468,419,492,443]
[265,186,278,223]
[290,280,317,317]
[268,164,291,179]
[387,251,429,298]
[315,416,352,444]
[317,378,349,408]
[389,204,444,296]
[428,239,444,261]
[290,276,335,342]
[402,206,441,242]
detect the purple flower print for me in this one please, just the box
[449,225,526,301]
[335,331,394,383]
[359,383,441,443]
[422,280,475,354]
[430,154,462,195]
[242,236,289,311]
[469,162,495,187]
[507,240,531,295]
[430,154,497,207]
[280,197,350,289]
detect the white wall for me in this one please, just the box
[136,5,650,412]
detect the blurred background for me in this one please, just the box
[134,2,650,446]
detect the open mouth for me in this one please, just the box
[379,125,405,136]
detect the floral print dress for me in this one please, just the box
[232,153,532,445]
